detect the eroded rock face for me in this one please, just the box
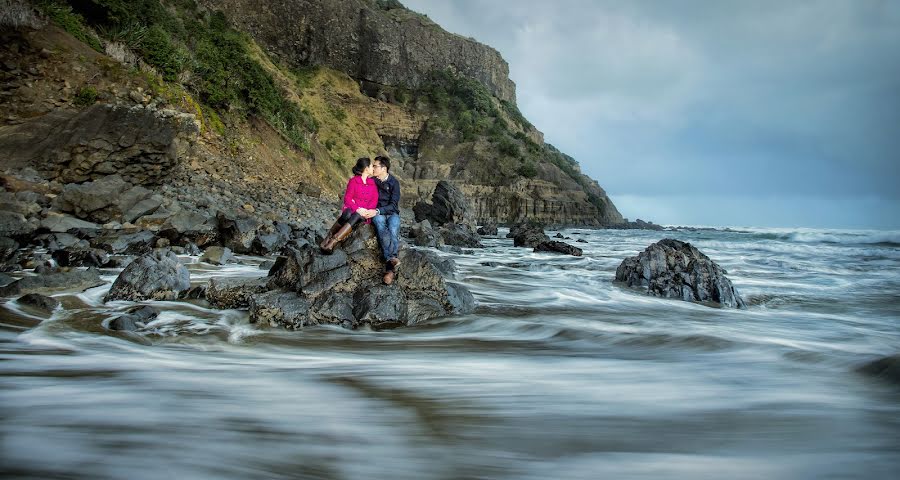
[204,0,517,104]
[0,103,197,186]
[105,249,190,302]
[414,180,472,227]
[615,239,746,308]
[254,226,474,330]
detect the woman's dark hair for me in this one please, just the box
[352,157,371,176]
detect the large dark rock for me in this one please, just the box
[17,293,60,312]
[39,213,102,233]
[0,237,18,260]
[0,268,104,297]
[105,249,190,302]
[614,239,745,308]
[217,210,262,254]
[250,226,474,329]
[206,276,269,309]
[252,221,292,255]
[534,240,582,256]
[158,208,218,247]
[857,354,900,385]
[439,223,484,248]
[508,221,550,248]
[409,220,444,248]
[51,248,110,268]
[53,175,153,224]
[413,180,472,227]
[477,223,498,236]
[108,305,160,331]
[0,210,35,239]
[91,230,157,255]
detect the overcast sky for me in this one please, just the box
[402,0,900,229]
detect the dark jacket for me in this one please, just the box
[374,174,401,216]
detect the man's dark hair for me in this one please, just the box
[374,155,391,172]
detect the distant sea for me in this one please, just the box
[2,226,898,479]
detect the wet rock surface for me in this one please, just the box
[614,239,745,308]
[17,292,60,312]
[105,249,190,302]
[108,305,161,332]
[0,267,104,297]
[508,222,550,248]
[534,240,582,256]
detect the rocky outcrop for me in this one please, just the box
[204,0,516,104]
[508,222,550,248]
[614,239,746,308]
[477,223,498,236]
[0,103,198,185]
[104,249,191,302]
[253,226,474,329]
[534,241,582,256]
[0,267,104,297]
[414,180,472,227]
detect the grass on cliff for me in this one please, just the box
[41,0,317,152]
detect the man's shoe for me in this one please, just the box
[383,270,395,285]
[388,257,400,271]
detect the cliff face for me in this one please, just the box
[206,0,623,226]
[204,0,516,104]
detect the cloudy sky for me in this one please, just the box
[402,0,900,228]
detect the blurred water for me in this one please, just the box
[1,227,899,479]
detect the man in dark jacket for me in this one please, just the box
[371,155,401,284]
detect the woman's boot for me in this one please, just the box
[319,220,343,253]
[320,223,353,254]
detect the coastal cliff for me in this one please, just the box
[1,0,623,227]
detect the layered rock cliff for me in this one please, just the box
[2,0,623,227]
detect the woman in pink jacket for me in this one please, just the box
[319,157,379,254]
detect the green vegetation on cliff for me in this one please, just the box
[36,0,317,151]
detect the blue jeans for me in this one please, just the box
[372,214,400,262]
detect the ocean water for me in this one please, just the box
[1,227,899,479]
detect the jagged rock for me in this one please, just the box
[0,210,35,238]
[0,103,197,186]
[37,233,88,251]
[413,180,472,227]
[477,223,498,236]
[418,249,457,278]
[249,290,311,329]
[200,246,233,265]
[123,196,162,223]
[217,210,262,254]
[17,293,59,312]
[104,249,190,302]
[439,223,484,248]
[51,248,109,268]
[39,213,102,233]
[108,305,160,331]
[508,222,550,248]
[409,220,444,248]
[54,175,152,223]
[0,237,18,260]
[576,239,588,243]
[206,277,269,309]
[553,232,565,238]
[0,268,104,297]
[253,226,474,329]
[534,241,583,256]
[614,239,745,308]
[158,209,218,247]
[91,230,156,255]
[252,221,291,255]
[857,354,900,385]
[353,285,407,327]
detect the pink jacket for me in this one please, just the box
[342,175,379,216]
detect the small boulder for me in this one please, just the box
[249,290,311,329]
[200,246,233,265]
[51,248,110,268]
[91,230,156,255]
[857,354,900,385]
[206,277,269,309]
[439,223,484,248]
[217,210,262,254]
[477,223,498,236]
[534,241,583,256]
[614,239,745,308]
[40,213,102,233]
[508,222,550,248]
[17,293,60,312]
[409,220,444,248]
[0,236,18,260]
[105,249,190,302]
[108,305,160,331]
